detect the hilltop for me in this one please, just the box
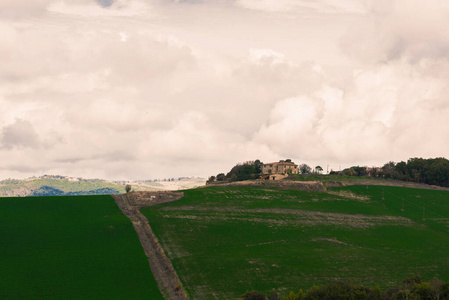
[130,177,207,192]
[208,173,449,194]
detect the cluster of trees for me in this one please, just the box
[330,166,371,177]
[207,160,263,183]
[207,157,449,187]
[298,164,323,174]
[329,157,449,188]
[207,161,325,184]
[241,276,449,300]
[381,157,449,187]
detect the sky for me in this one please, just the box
[1,0,449,180]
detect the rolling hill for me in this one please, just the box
[0,175,206,197]
[141,184,449,299]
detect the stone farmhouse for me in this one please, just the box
[262,160,299,176]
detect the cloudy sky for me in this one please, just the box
[1,0,449,180]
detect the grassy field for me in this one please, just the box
[0,195,163,299]
[141,185,449,299]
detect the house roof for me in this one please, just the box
[263,162,298,167]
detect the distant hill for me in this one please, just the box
[130,177,207,192]
[0,176,125,197]
[0,175,206,197]
[28,186,121,197]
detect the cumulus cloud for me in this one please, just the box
[341,0,449,64]
[0,0,53,19]
[1,119,40,149]
[47,0,153,17]
[235,0,371,14]
[1,0,449,180]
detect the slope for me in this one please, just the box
[0,195,163,299]
[141,185,449,299]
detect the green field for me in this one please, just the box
[0,195,163,299]
[141,185,449,299]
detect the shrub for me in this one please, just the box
[242,290,266,300]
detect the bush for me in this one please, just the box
[242,290,266,300]
[226,160,263,182]
[206,176,216,184]
[216,173,226,181]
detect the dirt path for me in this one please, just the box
[207,179,327,192]
[112,192,187,300]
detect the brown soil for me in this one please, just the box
[327,190,370,201]
[160,206,414,228]
[210,177,449,193]
[112,191,187,300]
[312,237,348,245]
[325,179,449,191]
[207,179,327,192]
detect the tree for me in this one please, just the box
[429,277,444,300]
[216,173,226,181]
[382,161,396,178]
[207,176,216,184]
[351,166,367,176]
[125,184,132,193]
[226,160,263,182]
[299,164,312,174]
[344,168,357,176]
[283,290,304,300]
[314,166,323,174]
[254,159,263,174]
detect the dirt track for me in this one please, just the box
[207,179,327,192]
[112,192,187,300]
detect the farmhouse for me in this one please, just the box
[262,160,299,175]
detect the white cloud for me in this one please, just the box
[235,0,371,14]
[0,0,53,19]
[341,0,449,64]
[1,0,449,180]
[48,0,153,17]
[1,119,41,149]
[248,49,287,66]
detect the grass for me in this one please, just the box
[141,185,449,299]
[285,173,394,185]
[0,195,163,300]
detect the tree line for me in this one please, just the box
[380,157,449,187]
[331,157,449,188]
[207,160,324,184]
[207,160,264,183]
[240,276,449,300]
[208,157,449,188]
